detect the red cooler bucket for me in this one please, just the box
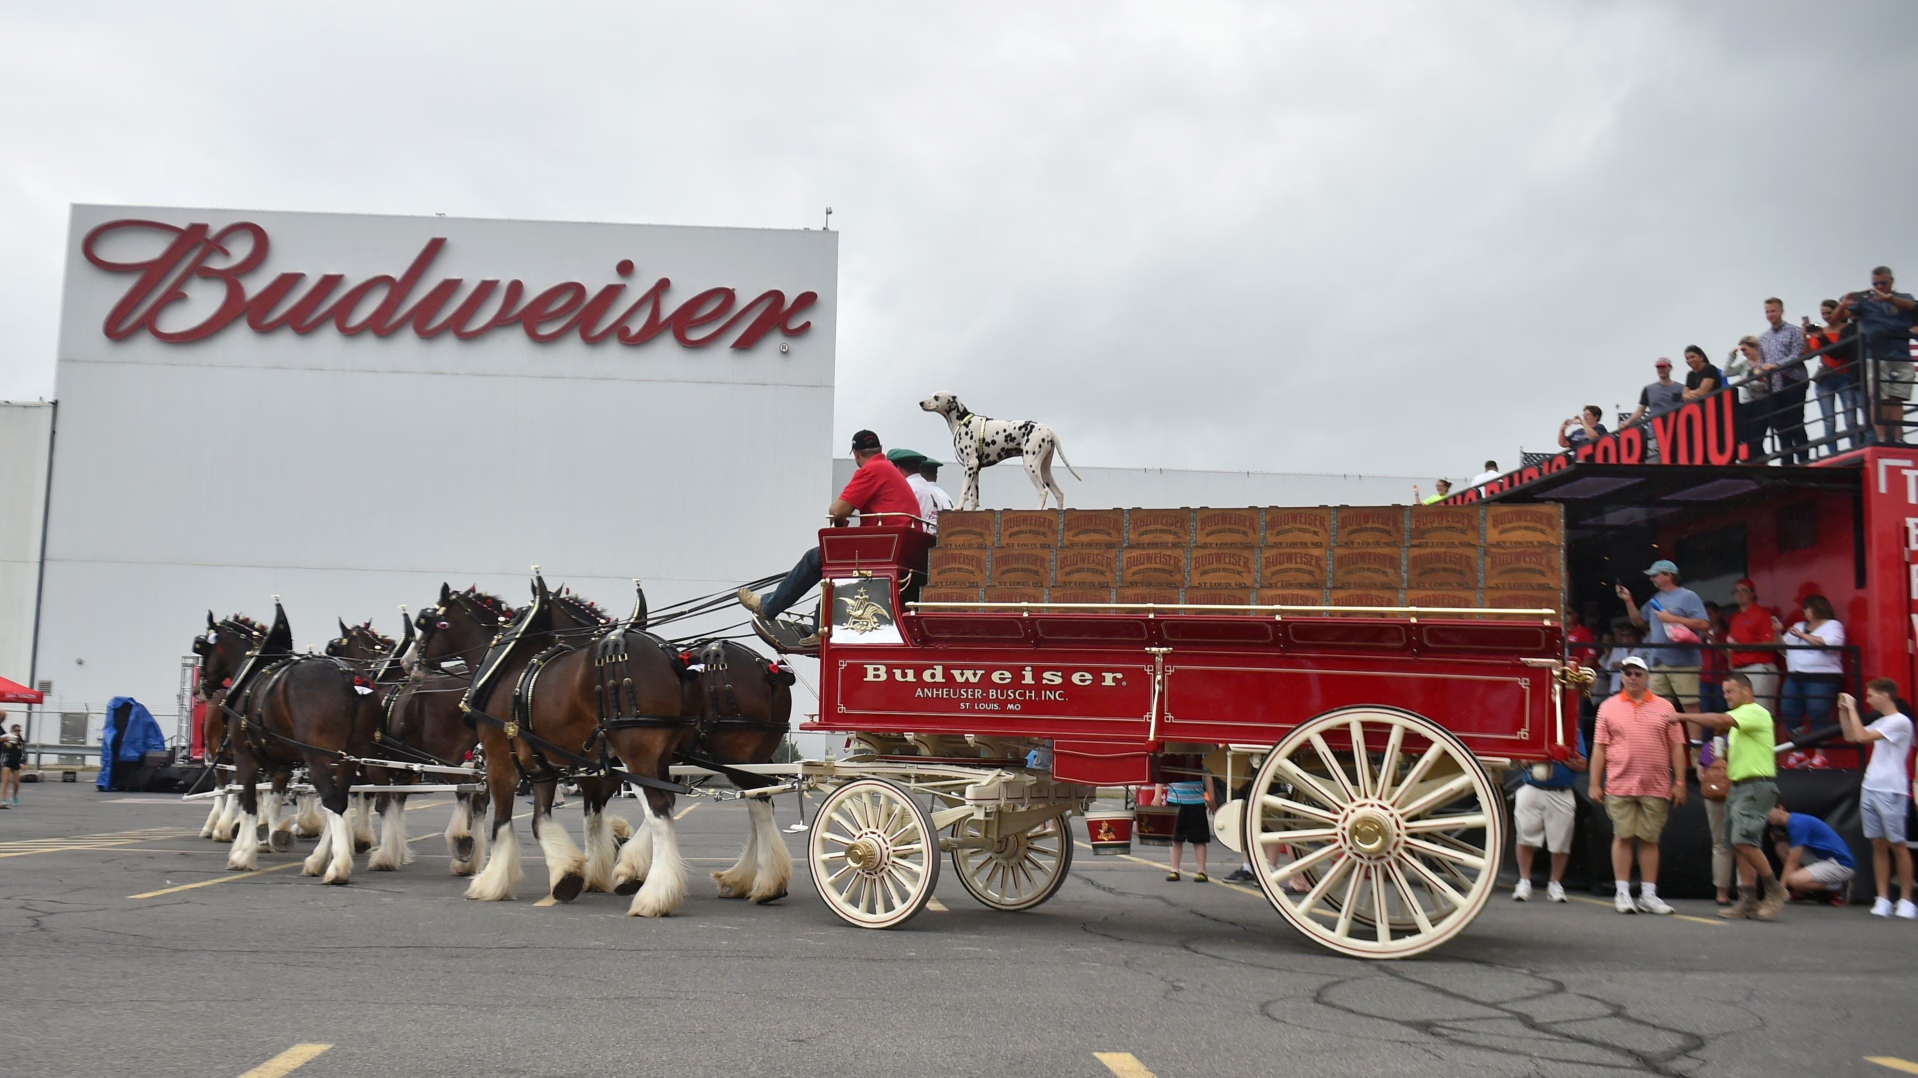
[1084,810,1133,855]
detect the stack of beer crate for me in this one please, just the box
[916,504,1563,616]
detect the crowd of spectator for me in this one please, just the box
[1420,266,1918,499]
[1502,556,1917,920]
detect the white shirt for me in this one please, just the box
[906,473,954,528]
[1784,619,1845,674]
[1863,712,1913,794]
[1468,469,1501,488]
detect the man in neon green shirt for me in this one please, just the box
[1678,672,1783,920]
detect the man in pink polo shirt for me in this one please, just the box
[1589,655,1689,915]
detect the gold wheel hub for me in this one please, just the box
[845,837,884,872]
[1343,807,1399,860]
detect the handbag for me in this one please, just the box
[1700,758,1730,801]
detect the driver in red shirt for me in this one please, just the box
[739,429,920,637]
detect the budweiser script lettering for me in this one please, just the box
[862,663,1128,703]
[82,219,818,350]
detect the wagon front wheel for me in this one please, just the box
[1246,706,1502,959]
[808,778,941,929]
[951,812,1073,911]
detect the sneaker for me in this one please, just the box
[1165,871,1180,882]
[1513,879,1533,902]
[1614,891,1637,914]
[1222,867,1255,883]
[737,587,765,615]
[1871,897,1894,917]
[1193,873,1209,883]
[1546,881,1566,903]
[1898,900,1918,920]
[1636,894,1675,915]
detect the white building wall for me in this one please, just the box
[40,206,837,743]
[0,401,53,685]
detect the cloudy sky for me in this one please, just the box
[2,0,1914,482]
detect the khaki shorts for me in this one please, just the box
[1875,358,1915,402]
[1802,858,1855,889]
[1605,795,1671,843]
[1725,778,1778,848]
[1648,667,1700,709]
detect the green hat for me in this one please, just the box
[886,448,929,466]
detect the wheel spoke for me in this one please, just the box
[1404,835,1485,870]
[1371,862,1392,945]
[1400,812,1488,835]
[1270,840,1341,883]
[1347,719,1372,800]
[1386,861,1435,934]
[1257,794,1339,825]
[1309,734,1357,803]
[1295,852,1352,912]
[1401,848,1470,909]
[1257,826,1341,846]
[1333,863,1364,938]
[1376,721,1407,800]
[1391,742,1447,807]
[1399,773,1475,820]
[1273,757,1347,810]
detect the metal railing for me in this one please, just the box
[1573,639,1863,734]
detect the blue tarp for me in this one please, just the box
[97,697,167,791]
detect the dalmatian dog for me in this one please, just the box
[920,391,1082,510]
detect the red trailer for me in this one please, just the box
[790,510,1579,958]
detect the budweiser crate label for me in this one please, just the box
[927,548,988,587]
[1185,588,1255,614]
[918,587,982,606]
[1487,505,1563,546]
[1256,587,1328,607]
[1332,546,1405,588]
[1329,587,1402,610]
[999,510,1061,547]
[1115,586,1182,607]
[982,585,1046,605]
[1189,548,1256,587]
[1262,507,1331,546]
[1126,508,1192,546]
[1194,508,1259,546]
[1055,547,1119,586]
[1121,547,1187,585]
[1409,505,1481,545]
[1335,506,1406,546]
[1404,588,1478,610]
[1047,587,1114,609]
[1483,587,1563,617]
[1259,548,1328,588]
[1484,545,1561,588]
[935,511,994,547]
[990,548,1053,586]
[1062,509,1125,547]
[1405,548,1479,588]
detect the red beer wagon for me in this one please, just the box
[783,504,1580,959]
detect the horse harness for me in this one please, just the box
[677,641,796,791]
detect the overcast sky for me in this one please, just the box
[3,0,1914,482]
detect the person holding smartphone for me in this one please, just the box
[1837,267,1918,444]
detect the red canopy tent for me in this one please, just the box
[0,676,44,704]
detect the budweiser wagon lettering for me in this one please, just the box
[848,661,1135,712]
[82,219,816,350]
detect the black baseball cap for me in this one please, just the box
[851,429,882,453]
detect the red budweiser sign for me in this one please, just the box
[81,219,818,350]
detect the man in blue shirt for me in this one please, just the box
[1767,804,1856,903]
[1617,559,1711,713]
[1838,267,1917,444]
[1512,730,1588,903]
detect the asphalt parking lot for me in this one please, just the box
[2,782,1915,1078]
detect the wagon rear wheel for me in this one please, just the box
[808,778,941,929]
[951,813,1073,911]
[1246,706,1502,959]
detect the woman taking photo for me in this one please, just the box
[1780,594,1846,735]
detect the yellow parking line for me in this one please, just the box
[534,895,559,907]
[1867,1056,1918,1074]
[1558,891,1724,927]
[1094,1051,1158,1077]
[925,896,948,911]
[674,803,698,820]
[238,1042,332,1077]
[130,862,302,899]
[403,799,450,812]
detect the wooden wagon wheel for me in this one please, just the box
[950,812,1073,912]
[807,778,941,928]
[1245,706,1503,959]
